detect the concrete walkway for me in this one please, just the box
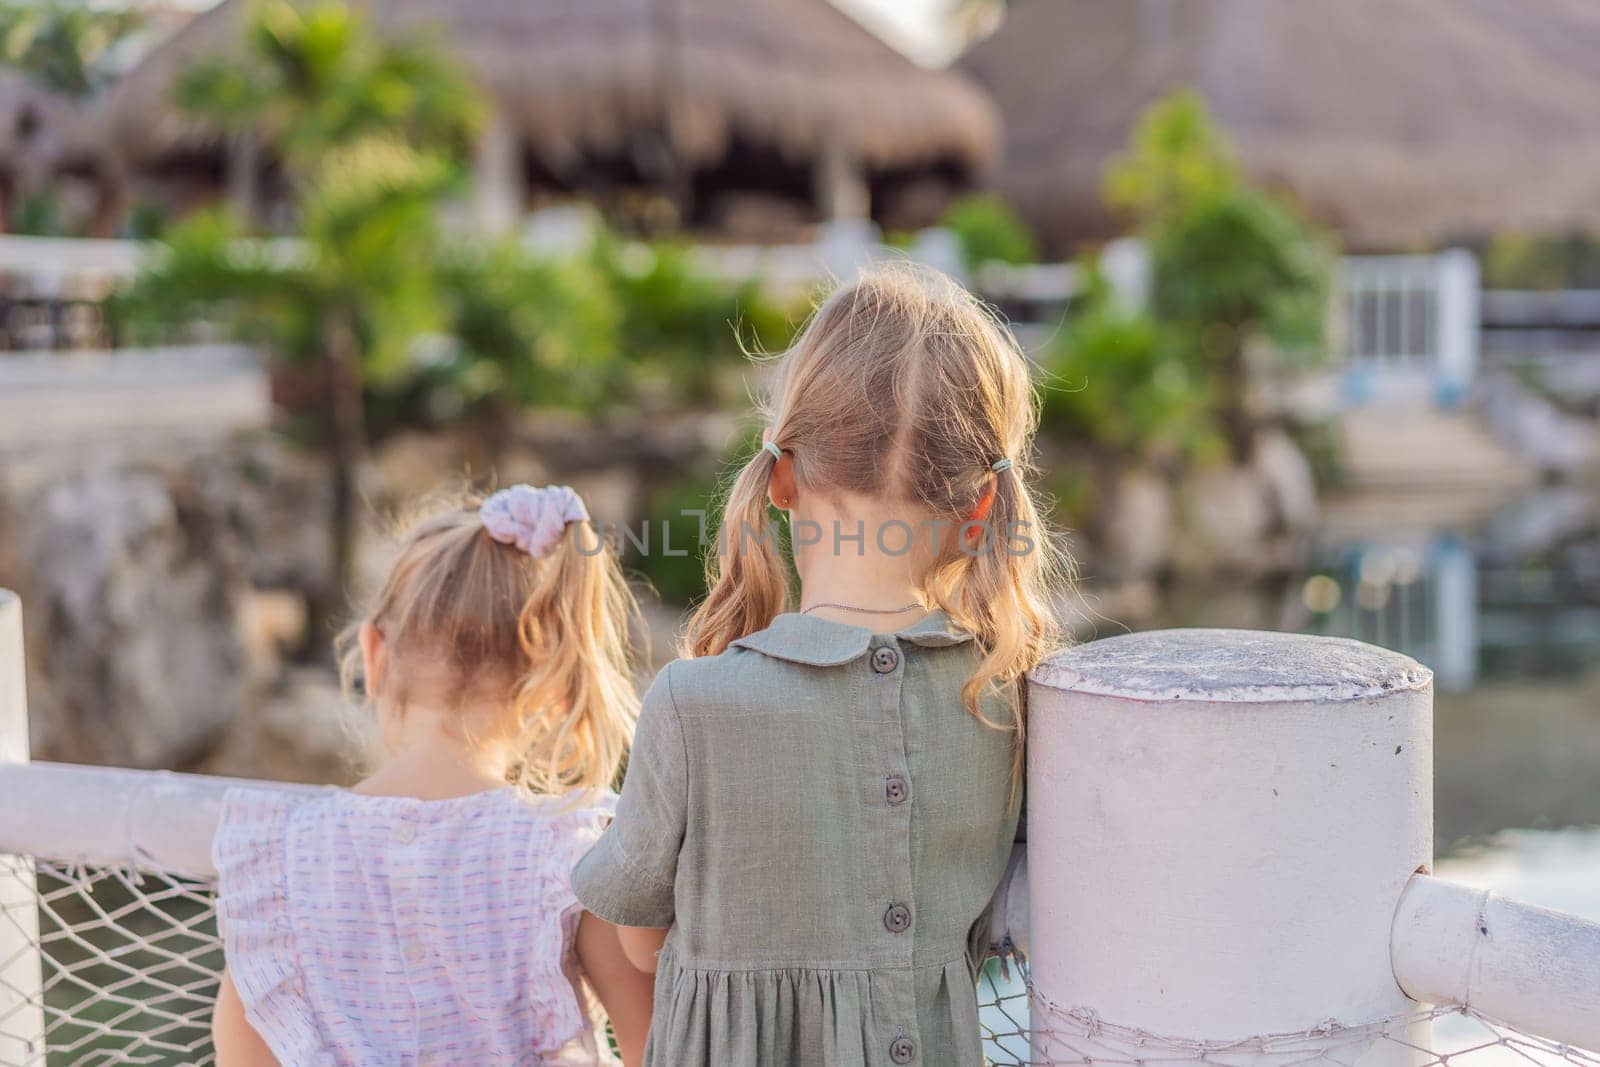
[0,345,270,453]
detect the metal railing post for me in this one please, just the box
[0,591,46,1062]
[1025,629,1434,1064]
[1434,248,1480,407]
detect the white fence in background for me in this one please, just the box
[1335,250,1480,408]
[2,591,1599,1064]
[0,345,269,451]
[0,229,1491,409]
[0,237,149,289]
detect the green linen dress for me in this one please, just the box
[572,610,1021,1067]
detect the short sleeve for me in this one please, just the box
[571,666,687,928]
[212,787,323,1063]
[531,805,614,1060]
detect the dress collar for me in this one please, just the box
[729,609,974,667]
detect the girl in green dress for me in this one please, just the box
[575,262,1064,1066]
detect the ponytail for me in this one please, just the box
[681,263,1068,796]
[928,454,1064,793]
[509,520,640,795]
[685,443,791,658]
[336,492,640,798]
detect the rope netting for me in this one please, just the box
[0,858,220,1066]
[0,854,1595,1067]
[977,957,1600,1067]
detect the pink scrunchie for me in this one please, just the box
[478,484,590,559]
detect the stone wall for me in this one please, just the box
[1,422,701,778]
[3,419,1321,778]
[1,436,332,772]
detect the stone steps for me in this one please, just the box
[1338,407,1537,492]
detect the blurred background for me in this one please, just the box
[0,0,1596,917]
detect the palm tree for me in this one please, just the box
[124,1,481,646]
[0,0,142,98]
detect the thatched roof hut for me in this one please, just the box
[102,0,999,234]
[961,0,1600,252]
[0,72,112,232]
[0,72,98,178]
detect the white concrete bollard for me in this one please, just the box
[1026,629,1434,1065]
[0,591,46,1063]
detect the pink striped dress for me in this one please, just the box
[213,785,616,1066]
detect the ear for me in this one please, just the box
[764,441,799,512]
[359,621,388,699]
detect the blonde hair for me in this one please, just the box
[687,262,1066,781]
[338,492,640,796]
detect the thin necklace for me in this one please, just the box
[802,601,922,616]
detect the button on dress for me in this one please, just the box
[572,611,1021,1067]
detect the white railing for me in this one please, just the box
[0,344,269,449]
[0,237,150,289]
[5,609,1600,1064]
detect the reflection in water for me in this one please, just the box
[1303,488,1600,852]
[1304,536,1478,691]
[992,489,1599,1064]
[1095,487,1600,853]
[1301,489,1600,693]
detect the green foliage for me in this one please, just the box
[121,1,480,390]
[174,0,480,179]
[120,137,459,386]
[0,0,142,97]
[119,0,806,626]
[1146,188,1329,361]
[591,235,796,408]
[1096,90,1330,459]
[124,201,169,241]
[1104,90,1239,226]
[13,191,62,236]
[628,428,770,607]
[432,244,621,419]
[1482,232,1600,290]
[117,210,323,358]
[631,466,721,607]
[1040,269,1224,465]
[938,193,1039,271]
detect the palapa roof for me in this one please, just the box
[961,0,1600,251]
[0,71,98,179]
[102,0,999,182]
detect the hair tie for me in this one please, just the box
[762,441,783,462]
[479,484,589,559]
[990,458,1013,473]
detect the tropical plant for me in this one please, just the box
[591,234,795,408]
[938,193,1038,272]
[629,427,774,607]
[120,0,480,643]
[429,243,622,424]
[0,0,142,97]
[173,0,480,174]
[1040,268,1223,466]
[1104,91,1240,228]
[1482,232,1600,291]
[1104,90,1329,460]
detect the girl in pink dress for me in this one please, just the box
[210,486,654,1066]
